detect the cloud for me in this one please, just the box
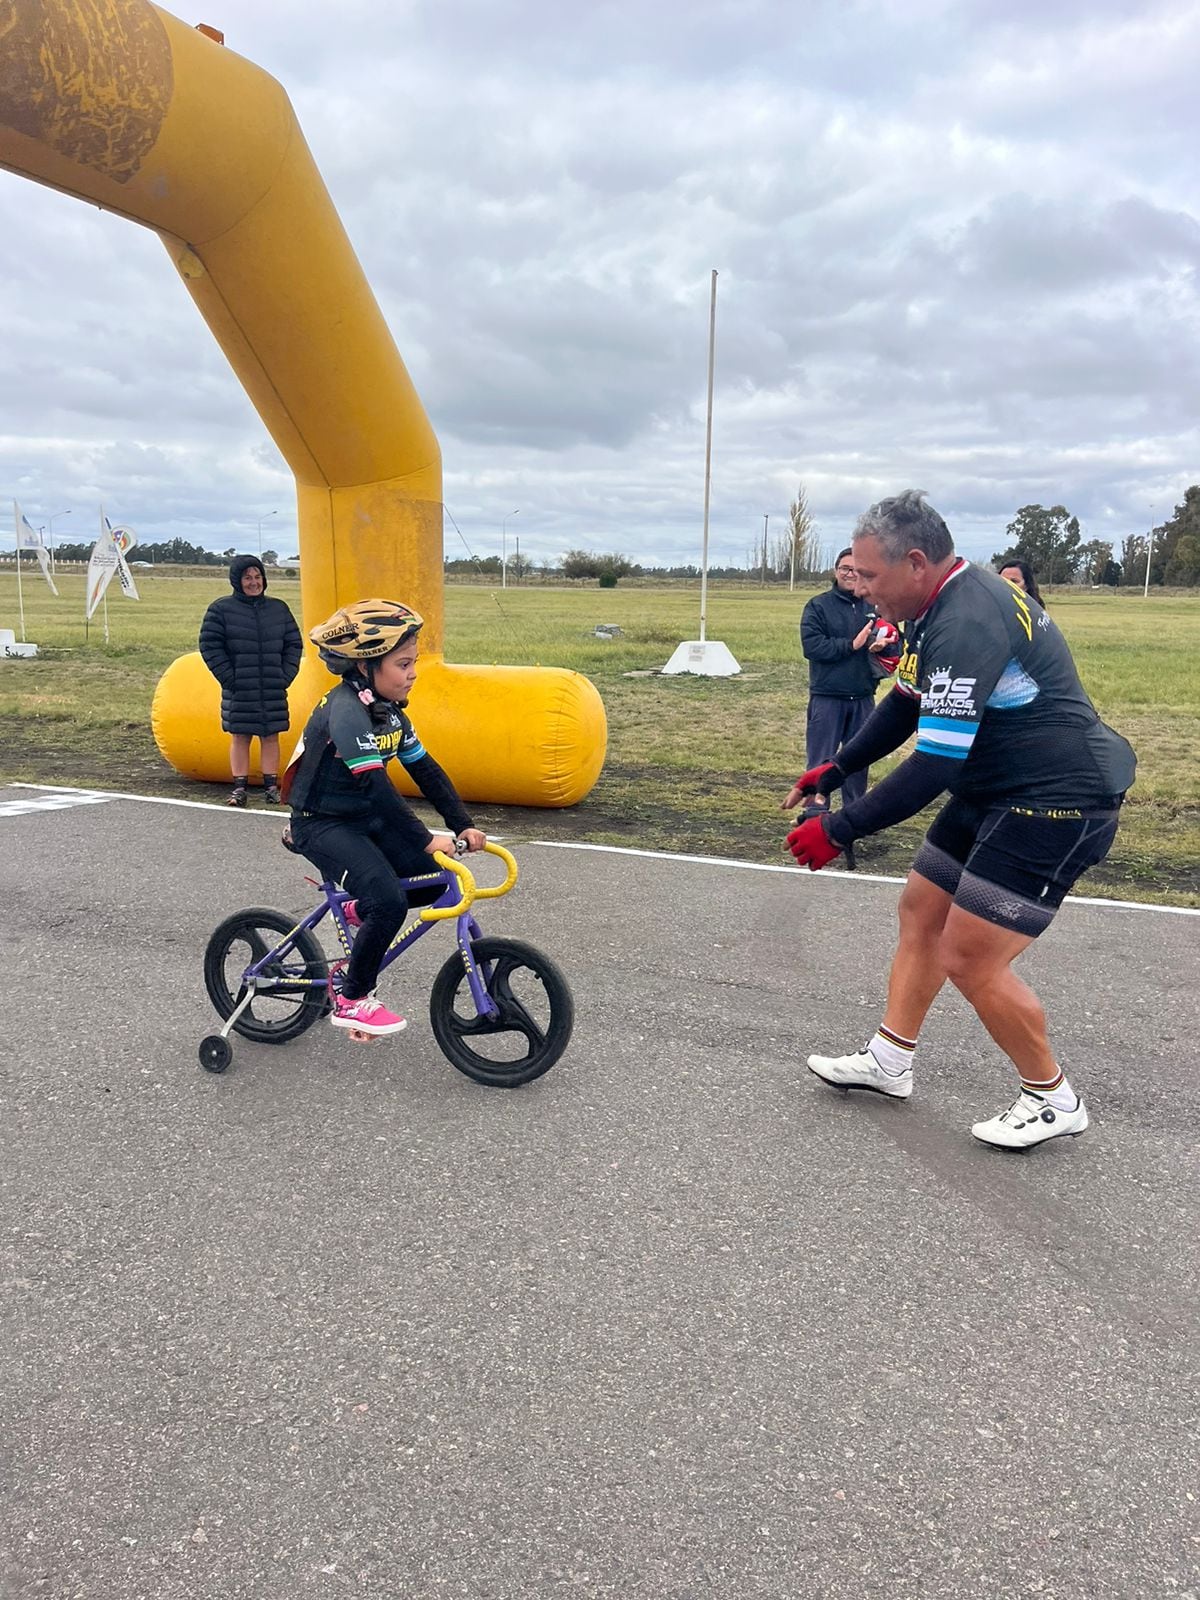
[0,0,1196,570]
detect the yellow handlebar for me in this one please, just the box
[472,842,519,899]
[421,851,477,920]
[420,842,517,920]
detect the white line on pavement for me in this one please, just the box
[5,785,1195,918]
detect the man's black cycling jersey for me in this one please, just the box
[826,561,1135,845]
[282,681,471,837]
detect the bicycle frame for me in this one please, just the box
[224,846,519,1034]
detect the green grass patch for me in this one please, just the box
[1,571,1196,904]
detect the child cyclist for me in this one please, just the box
[281,599,487,1036]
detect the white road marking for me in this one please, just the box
[525,839,1200,918]
[4,785,1195,918]
[0,790,116,816]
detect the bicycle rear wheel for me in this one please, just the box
[429,936,573,1087]
[204,907,329,1044]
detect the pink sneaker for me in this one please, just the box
[330,992,407,1035]
[342,898,363,928]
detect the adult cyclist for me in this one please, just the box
[281,599,486,1036]
[783,491,1136,1151]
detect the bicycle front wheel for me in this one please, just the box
[204,907,329,1045]
[429,936,573,1087]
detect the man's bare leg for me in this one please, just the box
[881,870,954,1038]
[807,869,952,1096]
[938,905,1053,1082]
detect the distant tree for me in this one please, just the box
[507,552,533,582]
[992,504,1082,585]
[561,549,599,580]
[783,484,820,579]
[1119,533,1148,587]
[1075,539,1115,586]
[1166,534,1200,585]
[261,548,279,566]
[1158,486,1200,585]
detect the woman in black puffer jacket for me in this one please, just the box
[199,554,304,806]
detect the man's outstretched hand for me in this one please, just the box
[781,760,842,813]
[786,812,843,872]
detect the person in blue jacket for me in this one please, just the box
[199,554,303,806]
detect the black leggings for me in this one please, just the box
[290,815,439,999]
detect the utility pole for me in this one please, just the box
[761,513,769,586]
[502,508,519,589]
[45,508,71,575]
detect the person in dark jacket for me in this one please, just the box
[798,547,878,805]
[199,554,304,806]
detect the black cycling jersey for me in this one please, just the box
[891,560,1135,807]
[282,681,472,842]
[826,560,1136,848]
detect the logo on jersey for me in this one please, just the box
[372,724,410,757]
[355,734,379,753]
[896,643,921,693]
[924,667,977,716]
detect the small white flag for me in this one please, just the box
[12,501,59,595]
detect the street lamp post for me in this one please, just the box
[1143,507,1157,599]
[257,509,278,559]
[502,509,519,589]
[761,513,769,586]
[44,508,71,575]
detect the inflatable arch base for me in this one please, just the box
[151,652,608,808]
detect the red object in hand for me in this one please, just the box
[787,814,843,871]
[793,760,841,796]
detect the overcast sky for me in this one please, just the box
[1,0,1197,570]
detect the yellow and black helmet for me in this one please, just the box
[310,598,424,670]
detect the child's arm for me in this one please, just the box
[359,767,438,851]
[405,751,474,837]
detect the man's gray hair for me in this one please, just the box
[854,490,955,563]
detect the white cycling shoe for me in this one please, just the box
[806,1047,913,1100]
[971,1090,1089,1150]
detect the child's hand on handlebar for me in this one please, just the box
[457,828,488,854]
[426,831,457,856]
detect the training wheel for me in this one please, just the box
[199,1034,233,1074]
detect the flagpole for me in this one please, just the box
[13,500,26,641]
[698,268,717,646]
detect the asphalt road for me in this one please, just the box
[1,786,1197,1600]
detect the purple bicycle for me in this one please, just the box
[199,843,573,1087]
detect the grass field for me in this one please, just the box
[2,569,1197,905]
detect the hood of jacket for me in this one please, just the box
[229,553,268,594]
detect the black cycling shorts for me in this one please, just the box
[911,795,1121,938]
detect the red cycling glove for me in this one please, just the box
[787,812,844,871]
[793,760,844,797]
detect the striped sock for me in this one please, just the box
[868,1025,917,1077]
[1021,1068,1078,1112]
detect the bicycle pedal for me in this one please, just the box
[347,1028,378,1045]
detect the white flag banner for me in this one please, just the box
[109,523,140,601]
[85,513,140,620]
[12,500,58,595]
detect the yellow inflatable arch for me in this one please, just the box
[0,0,606,806]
